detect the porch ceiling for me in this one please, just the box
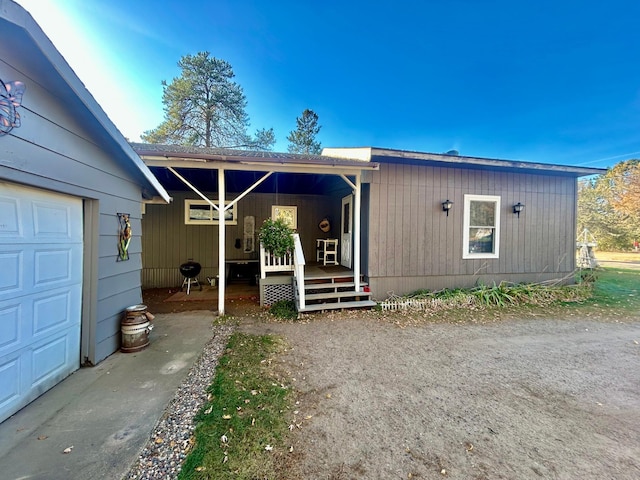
[132,143,378,195]
[148,167,348,195]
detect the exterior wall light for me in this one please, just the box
[442,199,453,217]
[513,202,525,218]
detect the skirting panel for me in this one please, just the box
[259,276,294,306]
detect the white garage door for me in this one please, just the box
[0,183,83,423]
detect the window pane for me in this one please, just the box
[468,228,494,253]
[189,204,211,221]
[469,201,495,226]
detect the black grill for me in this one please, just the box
[179,261,201,278]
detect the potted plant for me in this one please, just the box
[258,218,294,257]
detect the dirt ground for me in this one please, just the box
[143,290,640,479]
[236,314,640,480]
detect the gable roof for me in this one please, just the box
[323,147,606,177]
[1,0,170,202]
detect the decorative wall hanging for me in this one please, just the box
[318,217,331,233]
[272,205,297,229]
[243,215,255,253]
[117,213,132,261]
[0,78,26,135]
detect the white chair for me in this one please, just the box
[323,239,338,266]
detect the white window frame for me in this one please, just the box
[184,199,238,225]
[462,194,500,259]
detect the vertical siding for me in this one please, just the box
[367,161,579,295]
[141,191,341,288]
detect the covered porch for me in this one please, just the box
[134,144,379,314]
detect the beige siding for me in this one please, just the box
[141,191,340,288]
[367,163,577,296]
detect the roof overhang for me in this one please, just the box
[323,147,606,177]
[0,1,170,203]
[132,143,380,176]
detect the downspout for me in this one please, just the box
[218,168,225,315]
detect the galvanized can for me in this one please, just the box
[121,304,154,353]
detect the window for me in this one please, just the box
[463,194,500,259]
[185,199,237,225]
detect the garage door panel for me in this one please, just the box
[0,196,21,237]
[33,291,73,336]
[31,332,76,387]
[32,201,78,240]
[0,251,21,293]
[0,304,21,352]
[34,248,75,285]
[0,355,21,410]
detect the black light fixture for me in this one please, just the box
[513,202,525,218]
[442,199,453,217]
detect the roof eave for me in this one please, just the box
[369,147,606,177]
[1,1,171,203]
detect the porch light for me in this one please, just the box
[442,199,453,217]
[513,202,525,218]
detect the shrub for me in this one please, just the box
[269,300,298,320]
[258,218,294,257]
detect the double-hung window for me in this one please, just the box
[463,194,500,259]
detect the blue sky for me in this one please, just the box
[16,0,640,168]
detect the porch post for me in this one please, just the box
[218,168,226,315]
[353,172,361,291]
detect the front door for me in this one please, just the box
[341,195,353,268]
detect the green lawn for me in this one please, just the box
[178,333,294,480]
[583,266,640,312]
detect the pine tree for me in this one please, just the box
[142,52,275,150]
[287,109,321,154]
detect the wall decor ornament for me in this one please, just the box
[117,213,132,261]
[0,78,26,135]
[318,217,331,233]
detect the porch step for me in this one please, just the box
[303,281,365,291]
[297,299,377,313]
[292,269,375,313]
[304,290,373,301]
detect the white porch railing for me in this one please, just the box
[292,234,306,311]
[259,233,306,310]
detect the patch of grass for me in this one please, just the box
[269,300,298,320]
[581,267,640,311]
[178,333,293,479]
[392,281,590,311]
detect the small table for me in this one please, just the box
[316,239,338,266]
[225,260,259,285]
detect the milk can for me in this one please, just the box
[121,304,154,353]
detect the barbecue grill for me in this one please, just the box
[180,260,202,294]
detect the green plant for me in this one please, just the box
[269,300,298,320]
[258,218,294,257]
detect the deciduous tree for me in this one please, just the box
[578,159,640,250]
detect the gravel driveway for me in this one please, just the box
[240,316,640,479]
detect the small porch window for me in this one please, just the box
[462,194,500,259]
[184,199,237,225]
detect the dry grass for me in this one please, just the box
[593,251,640,262]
